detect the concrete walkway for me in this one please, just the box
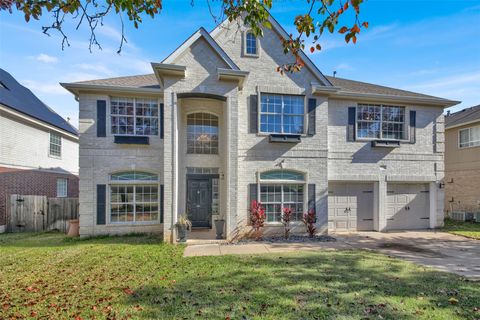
[183,231,480,279]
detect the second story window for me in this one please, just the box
[245,31,258,55]
[49,132,62,157]
[260,94,305,134]
[187,112,219,154]
[110,97,159,136]
[357,104,406,140]
[459,125,480,148]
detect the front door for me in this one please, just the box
[187,179,212,228]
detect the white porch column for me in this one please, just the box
[429,182,437,229]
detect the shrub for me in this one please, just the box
[250,200,266,241]
[303,208,316,238]
[281,207,293,239]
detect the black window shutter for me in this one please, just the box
[347,107,356,142]
[97,100,107,137]
[160,184,164,223]
[409,110,416,144]
[248,183,258,219]
[160,103,164,139]
[308,184,316,215]
[249,95,258,134]
[96,184,106,225]
[307,98,317,136]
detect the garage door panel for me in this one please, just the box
[329,183,374,232]
[387,183,430,230]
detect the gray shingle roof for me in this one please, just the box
[325,76,441,99]
[70,73,451,103]
[445,105,480,129]
[0,68,78,135]
[74,74,159,89]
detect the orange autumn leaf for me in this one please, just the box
[123,288,134,295]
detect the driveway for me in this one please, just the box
[334,230,480,280]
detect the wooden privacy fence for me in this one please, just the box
[7,195,79,233]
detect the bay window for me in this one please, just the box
[260,94,305,134]
[357,104,406,140]
[110,171,159,223]
[110,97,159,136]
[259,170,305,222]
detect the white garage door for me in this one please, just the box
[386,183,430,230]
[328,183,374,231]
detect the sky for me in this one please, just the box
[1,0,479,129]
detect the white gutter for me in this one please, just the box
[329,91,460,107]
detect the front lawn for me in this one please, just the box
[442,219,480,240]
[0,233,479,319]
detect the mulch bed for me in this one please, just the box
[229,234,336,245]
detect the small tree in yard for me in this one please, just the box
[281,207,293,240]
[303,208,316,238]
[250,200,266,241]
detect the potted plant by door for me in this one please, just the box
[176,214,192,243]
[214,218,225,239]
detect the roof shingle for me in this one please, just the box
[445,105,480,128]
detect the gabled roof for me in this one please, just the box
[445,105,480,129]
[162,27,240,70]
[210,13,333,87]
[0,68,78,135]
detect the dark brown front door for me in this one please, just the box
[187,179,212,228]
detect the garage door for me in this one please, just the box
[386,183,430,230]
[328,183,374,231]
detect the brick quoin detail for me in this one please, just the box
[0,167,79,226]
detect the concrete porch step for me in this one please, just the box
[186,238,229,245]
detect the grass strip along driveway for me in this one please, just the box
[0,232,479,319]
[442,219,480,240]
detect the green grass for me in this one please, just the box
[442,219,480,240]
[1,233,479,319]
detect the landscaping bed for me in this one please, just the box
[233,234,336,244]
[442,219,480,240]
[1,232,479,319]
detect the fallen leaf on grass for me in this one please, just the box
[448,298,458,305]
[123,288,135,295]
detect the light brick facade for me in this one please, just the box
[65,17,455,241]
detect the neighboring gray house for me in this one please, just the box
[62,15,458,242]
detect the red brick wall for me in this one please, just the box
[0,167,79,226]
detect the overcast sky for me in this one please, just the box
[1,0,479,128]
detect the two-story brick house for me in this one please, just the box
[62,15,458,242]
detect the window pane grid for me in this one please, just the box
[110,184,158,223]
[459,126,480,148]
[56,178,68,197]
[357,104,405,140]
[260,184,304,222]
[246,32,257,55]
[49,132,62,157]
[110,97,158,136]
[260,94,304,134]
[187,113,219,154]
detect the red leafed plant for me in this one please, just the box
[250,200,266,241]
[303,208,316,238]
[282,207,293,240]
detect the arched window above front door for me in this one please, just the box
[187,112,219,154]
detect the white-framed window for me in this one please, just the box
[109,171,159,223]
[56,178,68,197]
[258,170,306,222]
[260,94,305,134]
[187,112,219,154]
[245,31,258,56]
[459,125,480,148]
[49,132,62,157]
[110,97,159,136]
[356,104,406,140]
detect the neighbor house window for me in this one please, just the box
[56,178,68,197]
[49,132,62,157]
[459,126,480,148]
[110,171,159,223]
[187,112,219,154]
[245,31,258,55]
[356,104,406,140]
[260,94,305,134]
[259,170,305,222]
[110,97,159,136]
